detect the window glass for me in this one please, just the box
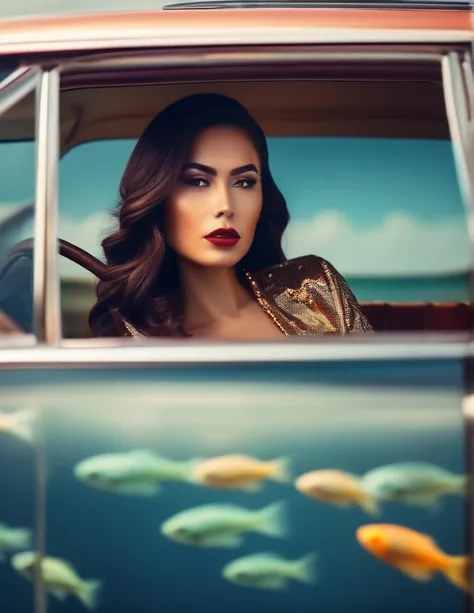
[56,135,469,337]
[0,137,36,613]
[0,140,35,339]
[274,137,469,302]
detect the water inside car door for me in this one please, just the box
[0,351,469,612]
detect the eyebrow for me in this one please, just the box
[182,163,259,176]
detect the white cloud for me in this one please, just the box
[55,209,471,280]
[57,212,114,280]
[283,210,470,276]
[0,202,31,224]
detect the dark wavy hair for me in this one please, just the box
[89,93,290,338]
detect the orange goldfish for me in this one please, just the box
[0,408,36,444]
[193,454,291,492]
[295,470,379,516]
[356,523,471,593]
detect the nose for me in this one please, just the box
[214,184,234,219]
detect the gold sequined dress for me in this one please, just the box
[122,255,372,338]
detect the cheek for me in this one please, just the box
[165,194,201,251]
[241,189,263,237]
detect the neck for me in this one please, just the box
[179,259,253,335]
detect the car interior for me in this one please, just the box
[0,49,472,337]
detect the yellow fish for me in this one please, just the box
[295,469,379,515]
[193,454,291,492]
[356,523,471,593]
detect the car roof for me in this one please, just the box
[0,7,472,55]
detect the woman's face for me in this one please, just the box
[165,125,263,269]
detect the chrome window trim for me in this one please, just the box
[60,49,443,73]
[0,66,40,350]
[442,51,474,303]
[0,335,36,349]
[444,52,471,152]
[0,66,30,89]
[0,66,40,122]
[462,50,474,119]
[33,68,61,345]
[0,336,469,367]
[0,27,473,56]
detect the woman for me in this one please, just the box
[89,93,372,339]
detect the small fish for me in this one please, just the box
[74,450,196,496]
[0,522,32,561]
[356,523,471,593]
[161,500,288,548]
[193,454,291,492]
[361,463,467,509]
[11,551,103,610]
[0,408,36,444]
[223,552,317,590]
[295,469,379,515]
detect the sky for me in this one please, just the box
[0,136,470,279]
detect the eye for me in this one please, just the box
[233,177,256,188]
[235,572,256,584]
[175,527,192,538]
[368,534,387,554]
[185,176,209,188]
[176,527,201,543]
[387,486,407,499]
[22,558,38,577]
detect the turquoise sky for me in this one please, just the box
[0,136,466,222]
[0,136,470,277]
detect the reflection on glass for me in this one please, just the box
[0,137,35,340]
[10,360,464,612]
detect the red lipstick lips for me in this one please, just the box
[204,227,241,247]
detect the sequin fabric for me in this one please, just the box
[247,255,373,336]
[121,254,372,338]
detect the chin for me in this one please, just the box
[201,254,244,268]
[189,246,251,269]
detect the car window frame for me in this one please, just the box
[0,67,41,347]
[1,46,473,355]
[58,48,474,352]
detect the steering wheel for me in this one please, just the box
[0,238,106,334]
[3,237,106,279]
